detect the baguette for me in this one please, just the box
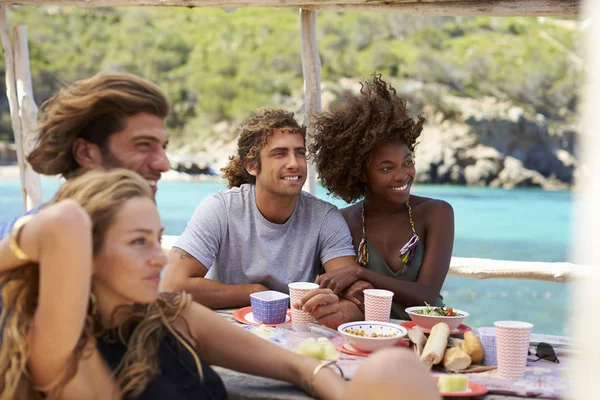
[420,322,450,369]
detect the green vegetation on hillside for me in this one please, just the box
[0,6,582,147]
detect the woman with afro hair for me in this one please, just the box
[310,75,454,320]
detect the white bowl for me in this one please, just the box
[338,321,407,353]
[405,306,469,331]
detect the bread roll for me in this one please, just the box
[460,331,484,364]
[443,347,472,371]
[420,322,450,369]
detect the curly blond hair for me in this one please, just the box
[221,109,306,188]
[0,170,200,399]
[27,72,169,179]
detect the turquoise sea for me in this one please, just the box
[0,179,573,335]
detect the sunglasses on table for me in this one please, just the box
[528,342,559,364]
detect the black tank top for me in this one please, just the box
[96,327,228,400]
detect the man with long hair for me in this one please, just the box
[0,72,171,239]
[161,109,369,328]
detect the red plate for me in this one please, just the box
[340,339,409,357]
[435,376,488,397]
[233,306,292,327]
[401,321,472,335]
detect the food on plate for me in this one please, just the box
[251,324,277,340]
[412,304,461,317]
[295,337,338,360]
[442,347,472,371]
[420,322,450,369]
[407,327,427,356]
[438,374,469,393]
[460,331,484,364]
[344,328,397,338]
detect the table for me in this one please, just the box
[214,309,527,400]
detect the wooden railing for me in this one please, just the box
[162,235,586,283]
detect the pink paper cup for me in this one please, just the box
[364,289,394,322]
[288,282,319,324]
[494,321,533,379]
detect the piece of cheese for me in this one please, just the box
[438,374,469,393]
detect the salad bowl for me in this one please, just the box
[405,305,469,331]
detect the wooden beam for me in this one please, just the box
[13,25,42,210]
[0,5,28,211]
[3,1,580,17]
[310,1,580,16]
[448,257,585,283]
[300,9,320,196]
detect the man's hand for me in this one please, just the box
[293,288,345,329]
[316,264,362,295]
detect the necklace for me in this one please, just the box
[356,200,420,273]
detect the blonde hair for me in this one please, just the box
[27,72,169,179]
[0,169,200,399]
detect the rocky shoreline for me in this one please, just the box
[0,81,578,190]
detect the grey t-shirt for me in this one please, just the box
[175,184,356,294]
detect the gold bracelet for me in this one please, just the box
[309,360,345,395]
[9,215,34,261]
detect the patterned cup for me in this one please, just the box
[364,289,394,322]
[250,291,290,324]
[494,321,533,379]
[478,327,497,366]
[288,282,319,324]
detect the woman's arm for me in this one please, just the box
[2,201,94,391]
[180,302,347,400]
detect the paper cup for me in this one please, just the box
[494,321,533,379]
[288,282,319,324]
[250,291,290,324]
[364,289,394,322]
[478,327,497,366]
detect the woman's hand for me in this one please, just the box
[342,280,373,313]
[316,264,363,295]
[293,288,345,329]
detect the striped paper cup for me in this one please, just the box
[364,289,394,322]
[494,321,533,379]
[288,282,319,324]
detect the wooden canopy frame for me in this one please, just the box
[1,1,581,17]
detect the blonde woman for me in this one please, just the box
[0,169,440,400]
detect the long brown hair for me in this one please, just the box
[0,169,198,399]
[27,72,169,179]
[221,108,306,188]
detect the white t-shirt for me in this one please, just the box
[175,184,356,293]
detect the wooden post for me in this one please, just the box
[571,1,600,399]
[0,5,27,210]
[14,25,42,209]
[299,9,321,195]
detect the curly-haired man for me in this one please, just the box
[161,109,368,328]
